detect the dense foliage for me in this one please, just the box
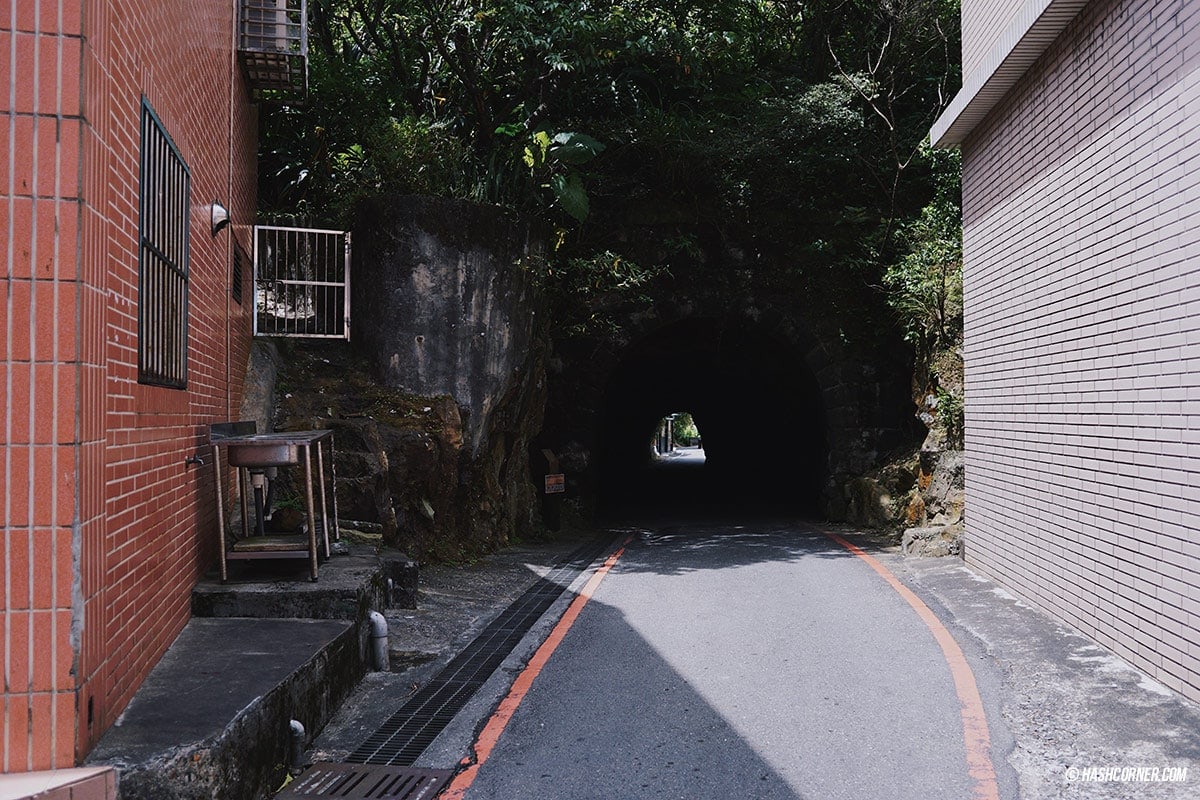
[671,412,700,446]
[259,0,963,355]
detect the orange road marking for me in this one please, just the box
[826,531,1000,800]
[440,536,632,799]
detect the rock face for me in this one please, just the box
[353,195,548,455]
[833,455,918,529]
[896,354,966,553]
[270,343,457,559]
[898,448,965,556]
[239,339,280,432]
[271,196,551,560]
[828,425,965,549]
[918,449,965,527]
[902,523,962,557]
[830,345,965,552]
[831,446,965,549]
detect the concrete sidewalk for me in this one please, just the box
[885,546,1200,799]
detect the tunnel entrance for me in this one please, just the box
[597,317,828,520]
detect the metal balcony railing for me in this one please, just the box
[238,0,307,94]
[253,225,350,339]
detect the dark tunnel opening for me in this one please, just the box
[596,318,828,520]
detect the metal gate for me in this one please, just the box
[253,225,350,338]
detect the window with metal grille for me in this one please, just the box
[138,99,191,388]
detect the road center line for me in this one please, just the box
[825,531,1001,800]
[440,535,633,800]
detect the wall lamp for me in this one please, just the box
[211,201,231,236]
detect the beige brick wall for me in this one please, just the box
[961,0,1200,702]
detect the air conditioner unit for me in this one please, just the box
[238,0,308,94]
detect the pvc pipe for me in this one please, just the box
[289,719,305,769]
[369,611,389,671]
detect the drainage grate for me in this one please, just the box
[278,763,452,799]
[346,535,615,766]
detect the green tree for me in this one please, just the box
[882,145,964,446]
[671,412,699,445]
[883,195,962,362]
[258,1,963,351]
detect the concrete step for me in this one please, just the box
[85,545,422,799]
[86,618,364,800]
[190,543,416,619]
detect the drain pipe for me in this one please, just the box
[369,611,389,671]
[289,720,305,772]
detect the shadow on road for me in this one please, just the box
[463,527,982,800]
[598,520,885,578]
[464,595,810,800]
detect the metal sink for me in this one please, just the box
[225,440,301,467]
[207,422,338,582]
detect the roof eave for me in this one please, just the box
[931,0,1092,147]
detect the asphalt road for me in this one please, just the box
[452,523,1017,800]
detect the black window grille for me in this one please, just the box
[138,99,190,389]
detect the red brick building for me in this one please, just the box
[2,0,273,770]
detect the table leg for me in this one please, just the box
[329,439,340,542]
[212,445,227,583]
[304,445,319,581]
[317,441,331,558]
[239,466,250,541]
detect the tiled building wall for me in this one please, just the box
[960,0,1025,80]
[3,0,256,768]
[79,0,256,756]
[961,0,1200,703]
[2,0,86,772]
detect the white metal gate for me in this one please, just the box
[253,225,350,339]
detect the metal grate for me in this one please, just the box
[137,98,190,389]
[277,763,452,799]
[232,241,247,305]
[253,225,350,339]
[346,536,615,766]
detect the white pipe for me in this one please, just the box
[289,719,305,769]
[369,611,389,671]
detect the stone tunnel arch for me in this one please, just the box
[541,290,918,522]
[586,306,902,518]
[345,197,918,544]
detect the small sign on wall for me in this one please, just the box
[544,473,565,494]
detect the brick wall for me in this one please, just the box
[2,0,87,772]
[3,0,256,768]
[961,0,1200,702]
